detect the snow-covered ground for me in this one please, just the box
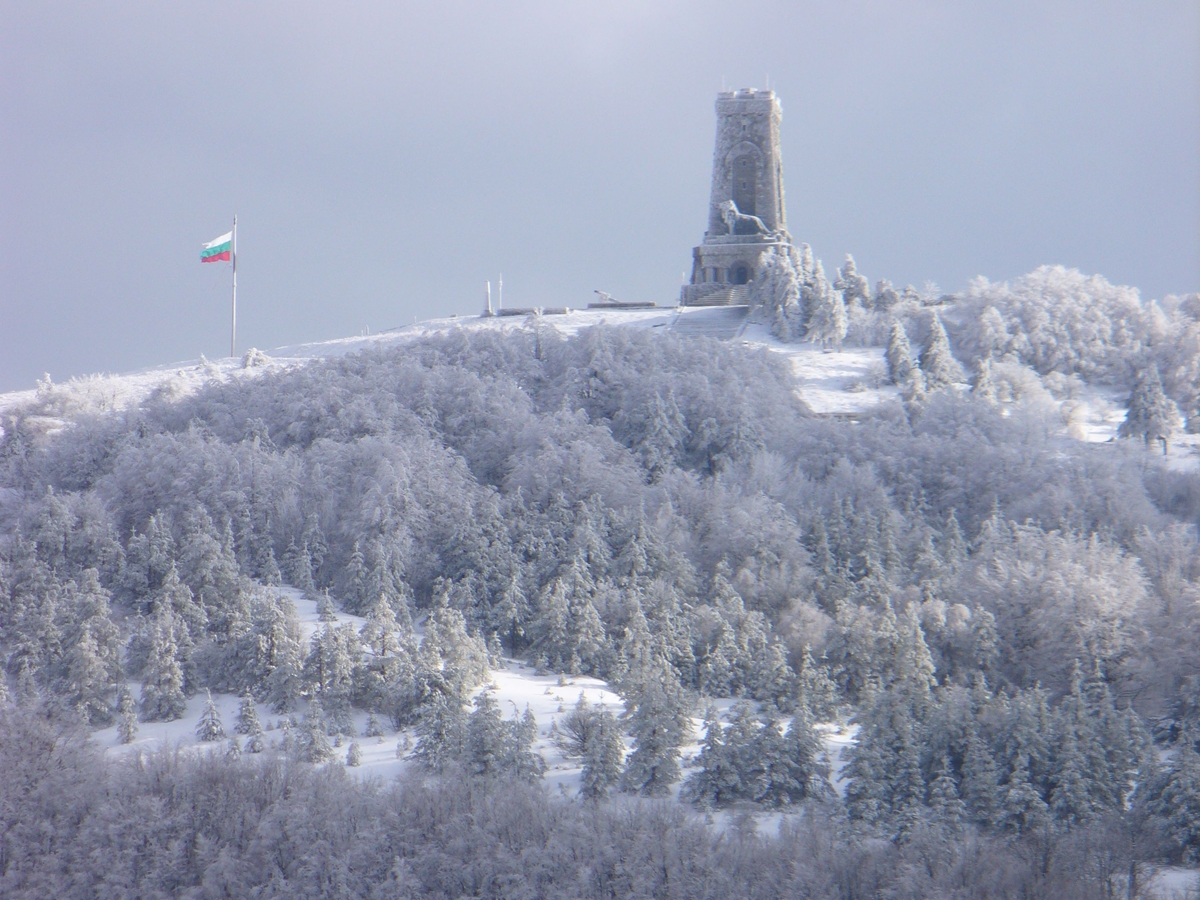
[1149,867,1200,899]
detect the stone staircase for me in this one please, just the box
[679,284,750,306]
[669,305,750,340]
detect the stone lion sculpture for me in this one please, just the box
[720,200,771,236]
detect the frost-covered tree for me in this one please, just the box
[928,754,966,828]
[752,246,802,341]
[621,659,690,796]
[234,692,262,736]
[885,320,916,385]
[283,539,316,595]
[579,704,624,800]
[1000,751,1049,834]
[316,590,337,622]
[873,279,900,312]
[465,690,509,777]
[971,357,997,402]
[795,645,839,721]
[834,255,870,309]
[346,740,362,766]
[684,705,742,808]
[360,594,402,658]
[1119,364,1178,453]
[919,313,964,390]
[195,689,226,742]
[1150,731,1200,863]
[297,699,334,763]
[961,729,1002,827]
[258,596,305,714]
[116,685,138,744]
[303,623,359,719]
[804,263,848,349]
[140,611,187,722]
[412,693,467,772]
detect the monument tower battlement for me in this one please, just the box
[681,89,794,307]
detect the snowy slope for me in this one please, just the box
[1,306,887,422]
[13,303,1198,468]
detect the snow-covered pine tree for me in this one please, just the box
[195,689,226,742]
[234,692,262,736]
[283,539,316,595]
[140,611,187,721]
[412,693,466,772]
[972,357,998,403]
[873,279,900,312]
[301,513,328,580]
[804,262,848,349]
[342,541,368,612]
[302,623,359,720]
[258,543,282,587]
[261,598,305,714]
[889,715,928,836]
[1119,364,1179,454]
[360,594,401,658]
[244,726,265,754]
[843,710,892,824]
[116,684,138,744]
[795,645,838,721]
[782,710,835,802]
[579,704,624,801]
[919,313,964,390]
[1150,730,1200,863]
[885,320,916,385]
[465,690,509,777]
[346,740,363,766]
[64,624,115,726]
[752,247,802,341]
[927,754,966,828]
[1000,751,1049,834]
[298,699,334,763]
[621,657,690,796]
[961,729,1002,827]
[750,641,797,708]
[684,705,740,808]
[834,255,870,309]
[503,706,546,782]
[1048,727,1092,826]
[364,711,384,737]
[750,716,796,808]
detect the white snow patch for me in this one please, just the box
[740,323,899,415]
[1149,866,1200,899]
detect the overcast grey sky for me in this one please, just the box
[2,1,1197,392]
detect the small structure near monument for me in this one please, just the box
[680,89,796,307]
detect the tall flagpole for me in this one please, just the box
[231,215,238,358]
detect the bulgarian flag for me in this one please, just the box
[201,231,233,263]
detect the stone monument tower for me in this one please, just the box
[680,89,792,306]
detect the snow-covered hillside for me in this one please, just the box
[9,304,1197,467]
[96,583,855,806]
